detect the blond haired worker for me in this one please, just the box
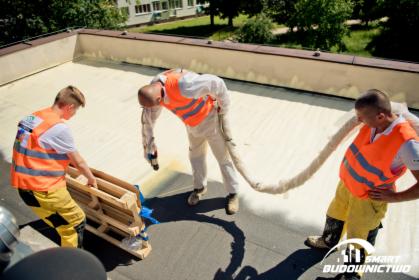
[138,69,240,215]
[306,90,419,280]
[11,86,97,248]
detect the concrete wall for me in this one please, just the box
[76,32,419,109]
[0,33,79,85]
[1,30,417,109]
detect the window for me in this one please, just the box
[135,4,151,14]
[120,6,129,16]
[152,1,161,11]
[187,0,194,7]
[161,1,168,10]
[169,0,183,9]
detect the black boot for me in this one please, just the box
[305,216,344,249]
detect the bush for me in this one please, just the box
[236,13,274,44]
[287,0,354,50]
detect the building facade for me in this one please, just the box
[117,0,206,26]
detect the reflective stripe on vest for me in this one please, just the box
[341,158,394,189]
[348,143,390,182]
[14,141,69,160]
[181,97,207,121]
[12,162,66,177]
[171,98,198,113]
[161,70,214,127]
[339,121,418,199]
[11,108,70,191]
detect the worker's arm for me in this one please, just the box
[179,72,231,113]
[141,106,162,169]
[67,151,97,188]
[369,137,419,202]
[369,170,419,202]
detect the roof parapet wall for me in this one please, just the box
[1,29,418,109]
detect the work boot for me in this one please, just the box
[187,187,207,206]
[305,236,332,250]
[305,216,344,250]
[225,193,239,215]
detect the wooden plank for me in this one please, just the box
[70,190,135,230]
[96,178,129,198]
[68,180,139,225]
[86,225,152,259]
[69,186,134,218]
[67,166,130,198]
[101,204,133,224]
[66,166,152,259]
[90,167,140,197]
[66,176,128,209]
[82,207,139,236]
[86,216,128,238]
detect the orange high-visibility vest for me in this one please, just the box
[161,69,214,127]
[339,121,418,199]
[11,108,70,191]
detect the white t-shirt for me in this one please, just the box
[38,123,76,154]
[370,115,419,172]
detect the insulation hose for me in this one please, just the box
[218,102,419,195]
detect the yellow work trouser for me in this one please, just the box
[327,180,388,244]
[18,187,86,248]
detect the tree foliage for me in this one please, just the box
[204,0,263,26]
[236,13,274,44]
[352,0,385,26]
[263,0,297,25]
[368,0,419,61]
[0,0,127,46]
[286,0,354,50]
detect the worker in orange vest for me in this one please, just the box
[138,69,240,215]
[11,85,97,248]
[306,89,419,280]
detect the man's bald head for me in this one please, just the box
[138,83,162,107]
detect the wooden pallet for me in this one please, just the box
[66,166,152,259]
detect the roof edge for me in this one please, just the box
[78,29,419,73]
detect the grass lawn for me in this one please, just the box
[129,15,248,40]
[129,15,284,41]
[273,24,382,57]
[129,15,381,58]
[332,25,382,57]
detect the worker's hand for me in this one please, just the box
[368,188,398,202]
[143,144,159,171]
[147,151,159,171]
[87,177,98,188]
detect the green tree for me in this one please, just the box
[263,0,298,25]
[202,0,221,27]
[236,13,274,44]
[0,0,127,46]
[287,0,354,50]
[368,0,419,61]
[218,0,242,27]
[352,0,385,27]
[204,0,263,27]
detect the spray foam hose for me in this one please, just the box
[219,102,419,195]
[218,112,359,194]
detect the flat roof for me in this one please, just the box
[0,59,417,279]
